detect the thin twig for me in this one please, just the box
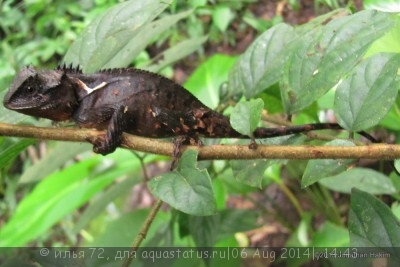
[275,181,304,217]
[121,199,163,267]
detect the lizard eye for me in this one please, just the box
[26,85,37,93]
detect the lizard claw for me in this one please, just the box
[248,139,258,150]
[86,135,117,155]
[171,136,187,170]
[170,135,203,170]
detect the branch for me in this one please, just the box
[122,199,163,267]
[1,122,400,160]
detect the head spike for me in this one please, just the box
[56,63,82,74]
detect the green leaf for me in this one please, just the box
[0,61,15,93]
[144,36,208,73]
[217,209,258,239]
[366,23,400,57]
[364,0,400,12]
[148,150,217,216]
[349,189,400,254]
[219,170,259,195]
[19,142,92,183]
[312,222,349,247]
[184,54,237,109]
[187,209,258,247]
[72,176,140,234]
[86,209,170,247]
[102,9,192,70]
[0,138,35,168]
[334,53,400,131]
[302,139,356,188]
[189,215,219,247]
[63,0,174,71]
[212,5,234,32]
[242,11,271,32]
[228,23,296,99]
[295,9,349,35]
[0,90,27,124]
[395,160,400,174]
[230,159,269,187]
[212,179,227,210]
[319,168,396,194]
[230,98,264,137]
[379,103,400,131]
[285,212,313,247]
[72,168,143,234]
[258,89,285,114]
[281,10,396,114]
[0,157,119,246]
[392,202,400,220]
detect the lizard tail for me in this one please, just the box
[198,110,377,143]
[252,123,378,143]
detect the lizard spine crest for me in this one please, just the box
[56,63,82,74]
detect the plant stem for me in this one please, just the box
[275,180,304,217]
[121,199,163,267]
[318,185,344,226]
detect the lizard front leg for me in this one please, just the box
[92,105,127,155]
[74,105,127,155]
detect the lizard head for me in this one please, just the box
[3,66,79,121]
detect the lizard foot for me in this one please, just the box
[171,136,187,170]
[86,135,118,155]
[170,135,202,170]
[248,138,258,150]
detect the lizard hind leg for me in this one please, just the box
[149,105,204,169]
[171,135,203,170]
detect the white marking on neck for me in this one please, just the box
[78,80,107,94]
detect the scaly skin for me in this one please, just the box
[3,65,376,157]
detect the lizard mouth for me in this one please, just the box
[3,99,41,110]
[3,92,49,110]
[4,99,55,111]
[39,102,58,110]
